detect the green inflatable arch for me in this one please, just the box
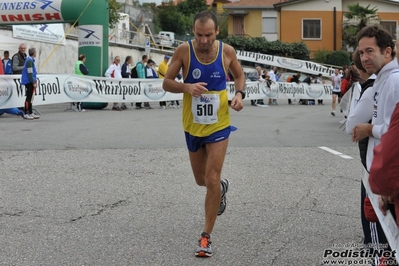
[0,0,111,108]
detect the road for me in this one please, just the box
[0,100,364,265]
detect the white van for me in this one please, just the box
[156,31,175,47]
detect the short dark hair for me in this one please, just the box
[193,10,218,29]
[28,48,35,56]
[142,54,148,60]
[4,51,9,54]
[125,55,132,62]
[356,25,396,58]
[78,54,86,61]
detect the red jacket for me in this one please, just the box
[369,102,399,225]
[340,78,350,95]
[0,57,4,75]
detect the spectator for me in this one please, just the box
[351,25,399,265]
[346,47,378,251]
[288,73,301,105]
[369,33,399,222]
[249,66,266,107]
[143,59,157,109]
[331,68,341,116]
[0,108,29,119]
[21,47,40,119]
[268,67,278,105]
[12,44,27,75]
[121,55,133,107]
[369,102,399,222]
[105,56,127,111]
[316,73,325,105]
[2,51,12,74]
[121,55,132,79]
[0,55,3,75]
[158,55,170,109]
[135,54,149,110]
[74,54,89,112]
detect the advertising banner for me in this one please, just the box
[0,0,63,24]
[79,25,103,48]
[236,50,337,77]
[0,74,334,109]
[13,24,66,45]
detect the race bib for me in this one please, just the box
[191,94,220,124]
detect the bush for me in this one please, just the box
[223,36,310,60]
[325,50,351,67]
[313,48,330,63]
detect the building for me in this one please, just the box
[224,0,399,53]
[223,0,287,41]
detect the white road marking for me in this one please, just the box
[319,146,353,159]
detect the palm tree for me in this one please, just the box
[342,3,379,50]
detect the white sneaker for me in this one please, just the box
[31,114,40,119]
[23,114,34,120]
[79,109,86,112]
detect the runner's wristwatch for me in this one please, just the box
[235,90,246,99]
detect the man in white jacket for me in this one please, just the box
[352,26,399,170]
[351,25,399,265]
[105,56,127,110]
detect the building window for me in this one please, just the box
[302,19,321,39]
[380,21,397,40]
[262,17,277,34]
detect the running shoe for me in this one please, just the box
[195,232,212,257]
[218,179,230,216]
[331,111,335,116]
[23,114,34,120]
[31,113,40,119]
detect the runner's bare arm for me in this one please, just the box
[224,44,245,111]
[163,43,207,97]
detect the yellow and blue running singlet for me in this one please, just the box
[183,40,230,138]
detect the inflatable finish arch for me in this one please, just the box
[0,0,110,76]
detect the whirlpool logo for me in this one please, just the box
[63,78,93,100]
[306,85,323,98]
[144,83,166,100]
[261,82,278,98]
[0,78,13,107]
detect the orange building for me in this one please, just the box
[224,0,399,54]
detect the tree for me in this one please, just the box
[342,3,379,49]
[108,0,124,28]
[177,0,207,16]
[156,0,209,36]
[157,2,188,35]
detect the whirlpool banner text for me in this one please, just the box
[0,74,334,109]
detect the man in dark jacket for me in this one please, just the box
[12,44,27,75]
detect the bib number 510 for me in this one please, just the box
[197,104,214,116]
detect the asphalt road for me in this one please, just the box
[0,100,365,266]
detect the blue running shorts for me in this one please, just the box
[184,126,237,152]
